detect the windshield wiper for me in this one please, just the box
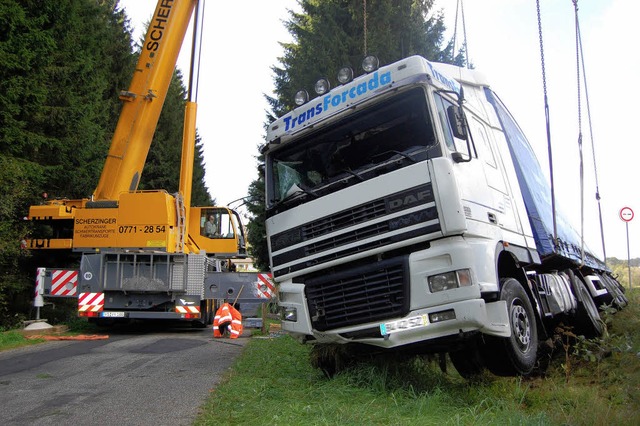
[370,150,418,164]
[267,183,318,212]
[339,168,365,182]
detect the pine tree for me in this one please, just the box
[0,0,133,327]
[191,134,214,206]
[247,0,460,269]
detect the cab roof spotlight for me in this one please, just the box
[314,78,330,95]
[362,55,379,73]
[294,90,309,106]
[337,67,354,85]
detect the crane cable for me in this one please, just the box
[188,0,205,103]
[572,0,608,263]
[363,0,368,56]
[452,0,470,67]
[536,0,558,246]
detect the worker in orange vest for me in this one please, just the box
[213,302,243,338]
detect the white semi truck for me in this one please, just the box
[261,55,627,377]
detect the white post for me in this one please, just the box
[626,222,632,290]
[619,207,634,290]
[34,267,45,320]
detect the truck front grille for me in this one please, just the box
[304,257,409,331]
[271,183,440,277]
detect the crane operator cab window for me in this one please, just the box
[200,209,235,239]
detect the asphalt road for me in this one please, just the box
[0,325,248,425]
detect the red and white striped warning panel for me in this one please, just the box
[254,273,275,299]
[78,292,104,313]
[175,306,200,314]
[51,270,78,297]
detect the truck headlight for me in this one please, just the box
[282,306,297,322]
[428,269,472,293]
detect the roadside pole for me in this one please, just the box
[34,267,45,319]
[619,207,634,290]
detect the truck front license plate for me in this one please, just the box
[101,311,125,318]
[380,314,429,336]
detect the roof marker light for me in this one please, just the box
[314,78,330,95]
[337,67,354,84]
[294,90,309,106]
[362,55,379,73]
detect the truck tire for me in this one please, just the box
[449,339,485,379]
[565,270,603,337]
[600,274,628,309]
[190,300,212,328]
[482,278,538,376]
[310,344,348,378]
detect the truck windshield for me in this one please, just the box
[267,88,440,210]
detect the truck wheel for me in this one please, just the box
[565,270,603,337]
[310,344,347,378]
[600,274,628,309]
[449,340,485,379]
[483,278,538,376]
[191,301,214,328]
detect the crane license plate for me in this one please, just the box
[101,311,126,318]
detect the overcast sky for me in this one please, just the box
[118,0,638,260]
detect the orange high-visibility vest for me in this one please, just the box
[213,303,243,339]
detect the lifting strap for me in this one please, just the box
[573,0,585,266]
[572,0,608,263]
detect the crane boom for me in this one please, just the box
[93,0,196,201]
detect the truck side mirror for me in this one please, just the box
[447,105,467,140]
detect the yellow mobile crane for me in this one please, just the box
[28,0,267,325]
[28,0,243,257]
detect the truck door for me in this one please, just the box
[435,94,494,230]
[469,117,520,233]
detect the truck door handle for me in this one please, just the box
[488,213,497,224]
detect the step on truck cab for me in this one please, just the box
[262,55,626,377]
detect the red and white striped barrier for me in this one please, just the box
[51,270,78,297]
[253,273,275,299]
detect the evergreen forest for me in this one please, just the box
[0,0,211,328]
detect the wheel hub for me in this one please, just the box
[511,303,530,348]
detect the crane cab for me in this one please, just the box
[188,207,247,258]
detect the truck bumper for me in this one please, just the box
[279,236,510,349]
[82,311,201,320]
[281,291,510,348]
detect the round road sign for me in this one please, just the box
[620,207,634,222]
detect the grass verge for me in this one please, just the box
[0,331,44,352]
[195,289,640,426]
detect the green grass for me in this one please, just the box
[195,289,640,426]
[0,330,43,352]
